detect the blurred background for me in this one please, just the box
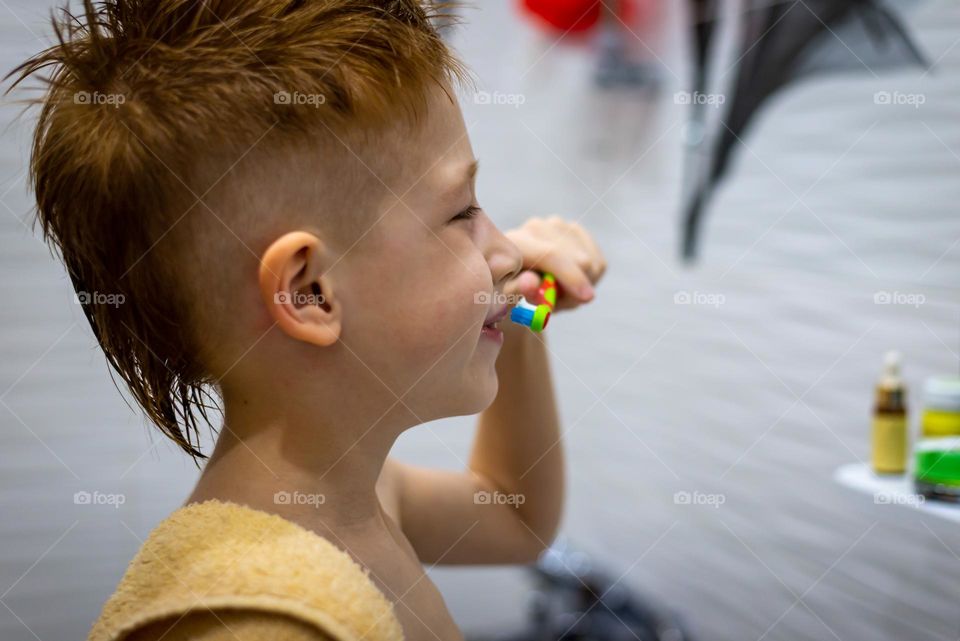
[1,1,958,640]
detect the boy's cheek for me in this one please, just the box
[410,294,479,353]
[348,247,487,363]
[394,297,483,392]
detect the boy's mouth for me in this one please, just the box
[483,304,508,330]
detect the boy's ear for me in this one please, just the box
[258,231,341,347]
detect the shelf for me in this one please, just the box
[833,462,960,524]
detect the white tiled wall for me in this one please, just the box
[2,2,958,640]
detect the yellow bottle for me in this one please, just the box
[871,351,907,474]
[920,377,960,437]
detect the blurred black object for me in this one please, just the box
[682,0,929,260]
[471,538,693,641]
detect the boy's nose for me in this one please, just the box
[487,224,524,287]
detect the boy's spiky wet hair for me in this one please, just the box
[5,0,467,465]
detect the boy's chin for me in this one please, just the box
[470,374,500,414]
[447,374,499,418]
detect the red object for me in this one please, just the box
[519,0,602,33]
[518,0,648,35]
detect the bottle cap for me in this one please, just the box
[879,350,903,389]
[923,377,960,412]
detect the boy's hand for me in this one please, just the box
[503,216,607,311]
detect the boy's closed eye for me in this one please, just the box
[451,204,481,222]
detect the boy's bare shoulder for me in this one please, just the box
[125,609,335,641]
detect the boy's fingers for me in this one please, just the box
[506,225,597,302]
[569,224,606,282]
[540,254,594,301]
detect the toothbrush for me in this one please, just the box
[510,272,558,333]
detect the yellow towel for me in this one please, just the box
[87,499,404,641]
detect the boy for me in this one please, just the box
[8,1,605,639]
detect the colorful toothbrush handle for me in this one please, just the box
[510,272,557,333]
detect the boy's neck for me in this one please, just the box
[185,386,407,531]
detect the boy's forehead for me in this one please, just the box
[393,86,475,192]
[435,157,478,197]
[392,156,476,221]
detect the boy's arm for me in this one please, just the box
[379,320,564,564]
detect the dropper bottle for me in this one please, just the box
[871,351,908,474]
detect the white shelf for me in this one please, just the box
[833,462,960,524]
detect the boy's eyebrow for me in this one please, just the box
[440,159,478,205]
